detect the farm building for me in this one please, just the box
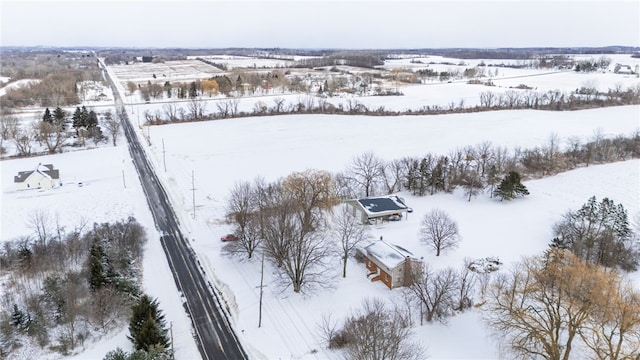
[345,195,410,224]
[14,163,61,190]
[360,239,423,289]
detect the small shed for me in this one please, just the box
[345,195,409,224]
[14,163,61,190]
[361,239,423,289]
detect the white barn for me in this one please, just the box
[14,164,61,190]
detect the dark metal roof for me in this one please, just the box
[13,164,59,183]
[357,195,407,214]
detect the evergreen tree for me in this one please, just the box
[42,108,52,123]
[88,241,107,291]
[72,107,84,130]
[128,295,169,352]
[10,304,28,330]
[87,110,98,129]
[494,171,529,200]
[52,107,67,129]
[552,196,637,271]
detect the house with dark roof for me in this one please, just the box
[345,195,409,224]
[14,163,61,190]
[360,239,423,289]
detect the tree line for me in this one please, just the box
[0,216,159,358]
[143,82,640,125]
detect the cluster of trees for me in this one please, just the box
[225,169,340,292]
[0,106,114,158]
[485,249,640,360]
[551,196,639,271]
[70,105,104,145]
[0,216,147,357]
[335,131,637,202]
[293,51,386,69]
[484,197,639,359]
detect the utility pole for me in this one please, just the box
[122,159,127,188]
[191,170,196,219]
[162,138,167,172]
[257,251,265,328]
[170,321,175,360]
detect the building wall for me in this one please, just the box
[366,257,393,289]
[17,173,58,190]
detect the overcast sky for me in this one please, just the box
[1,0,639,49]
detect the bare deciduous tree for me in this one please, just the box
[104,110,121,146]
[35,120,66,154]
[13,125,36,157]
[410,265,458,323]
[272,97,286,113]
[187,98,206,120]
[226,180,262,259]
[162,103,178,122]
[349,151,384,197]
[419,209,460,256]
[333,205,370,278]
[28,209,52,246]
[380,159,405,194]
[483,250,621,360]
[340,298,425,360]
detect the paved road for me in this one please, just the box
[100,60,248,360]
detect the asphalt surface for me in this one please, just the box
[100,60,248,360]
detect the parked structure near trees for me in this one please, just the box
[345,195,410,224]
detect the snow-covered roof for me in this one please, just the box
[14,163,59,183]
[364,239,419,271]
[355,195,408,216]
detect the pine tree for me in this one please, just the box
[88,241,107,291]
[72,107,84,131]
[42,108,52,123]
[87,110,98,129]
[128,295,169,352]
[11,304,26,329]
[52,107,67,129]
[494,171,529,200]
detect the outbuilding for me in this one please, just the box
[345,195,410,224]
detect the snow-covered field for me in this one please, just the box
[137,106,639,359]
[1,52,640,359]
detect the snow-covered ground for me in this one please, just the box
[135,105,638,359]
[1,52,639,359]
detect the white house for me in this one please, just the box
[345,195,410,224]
[14,163,61,190]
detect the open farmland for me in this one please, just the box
[109,59,224,85]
